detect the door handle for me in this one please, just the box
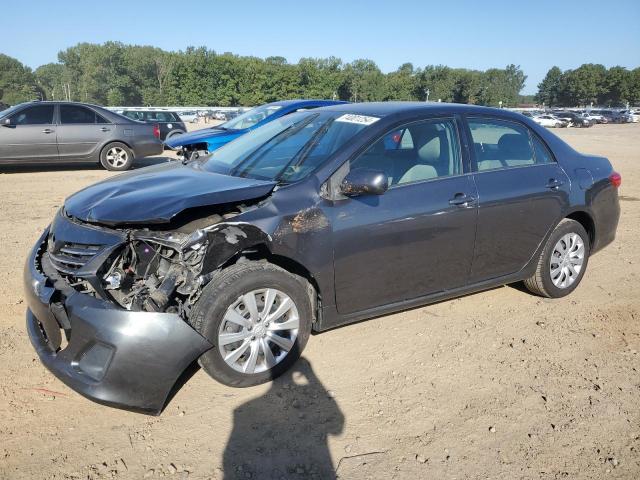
[546,178,564,189]
[100,127,111,132]
[449,193,477,207]
[42,128,54,134]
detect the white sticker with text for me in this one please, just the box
[335,114,380,125]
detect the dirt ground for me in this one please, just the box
[0,123,639,480]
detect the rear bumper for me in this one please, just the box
[24,229,212,415]
[591,183,621,255]
[131,138,164,159]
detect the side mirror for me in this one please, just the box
[341,168,388,197]
[1,118,10,126]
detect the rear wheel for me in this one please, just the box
[100,142,134,171]
[191,261,314,387]
[524,219,590,298]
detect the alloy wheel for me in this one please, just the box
[217,288,300,374]
[549,233,585,288]
[105,147,129,168]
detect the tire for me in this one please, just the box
[100,142,134,171]
[191,261,314,387]
[524,219,590,298]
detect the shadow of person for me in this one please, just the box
[223,358,344,480]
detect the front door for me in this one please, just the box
[0,104,58,162]
[465,117,571,282]
[328,117,478,315]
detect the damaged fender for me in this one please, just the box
[200,222,273,273]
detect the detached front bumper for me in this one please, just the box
[24,229,213,415]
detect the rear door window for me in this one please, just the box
[468,119,539,171]
[10,105,54,125]
[60,105,101,124]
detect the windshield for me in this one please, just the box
[0,103,24,118]
[201,110,374,183]
[222,104,283,130]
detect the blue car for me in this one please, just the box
[165,99,347,159]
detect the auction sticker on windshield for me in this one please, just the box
[335,114,380,125]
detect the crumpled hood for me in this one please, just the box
[64,161,276,225]
[164,126,235,148]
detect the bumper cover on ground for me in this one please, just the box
[24,229,213,415]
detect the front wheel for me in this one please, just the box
[524,219,590,298]
[100,142,134,171]
[191,261,314,387]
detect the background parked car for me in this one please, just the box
[165,99,348,159]
[595,109,624,123]
[618,110,639,123]
[554,111,593,127]
[177,111,199,123]
[533,114,567,128]
[581,111,607,124]
[0,101,162,170]
[121,110,187,142]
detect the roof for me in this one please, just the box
[319,101,515,118]
[266,99,348,107]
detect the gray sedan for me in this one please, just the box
[0,101,163,170]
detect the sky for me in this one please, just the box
[2,0,639,95]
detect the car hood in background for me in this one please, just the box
[164,126,239,148]
[64,161,276,225]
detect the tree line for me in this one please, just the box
[1,42,527,108]
[536,64,640,107]
[0,42,637,108]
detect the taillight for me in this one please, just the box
[609,172,622,188]
[153,124,160,138]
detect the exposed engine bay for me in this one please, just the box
[101,229,209,317]
[50,204,269,323]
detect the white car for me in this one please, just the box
[619,110,639,123]
[533,114,567,128]
[177,111,199,123]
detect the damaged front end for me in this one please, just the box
[97,228,210,317]
[25,205,268,414]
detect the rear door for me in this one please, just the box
[56,105,112,160]
[465,117,570,282]
[0,104,57,162]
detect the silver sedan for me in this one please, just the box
[0,101,163,170]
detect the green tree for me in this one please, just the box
[629,68,640,105]
[340,59,385,102]
[536,66,563,106]
[602,66,632,106]
[35,63,65,100]
[383,63,418,101]
[0,54,41,104]
[561,63,607,106]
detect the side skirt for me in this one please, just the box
[315,269,534,332]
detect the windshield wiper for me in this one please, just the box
[275,119,334,182]
[229,117,315,178]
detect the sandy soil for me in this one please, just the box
[0,123,638,480]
